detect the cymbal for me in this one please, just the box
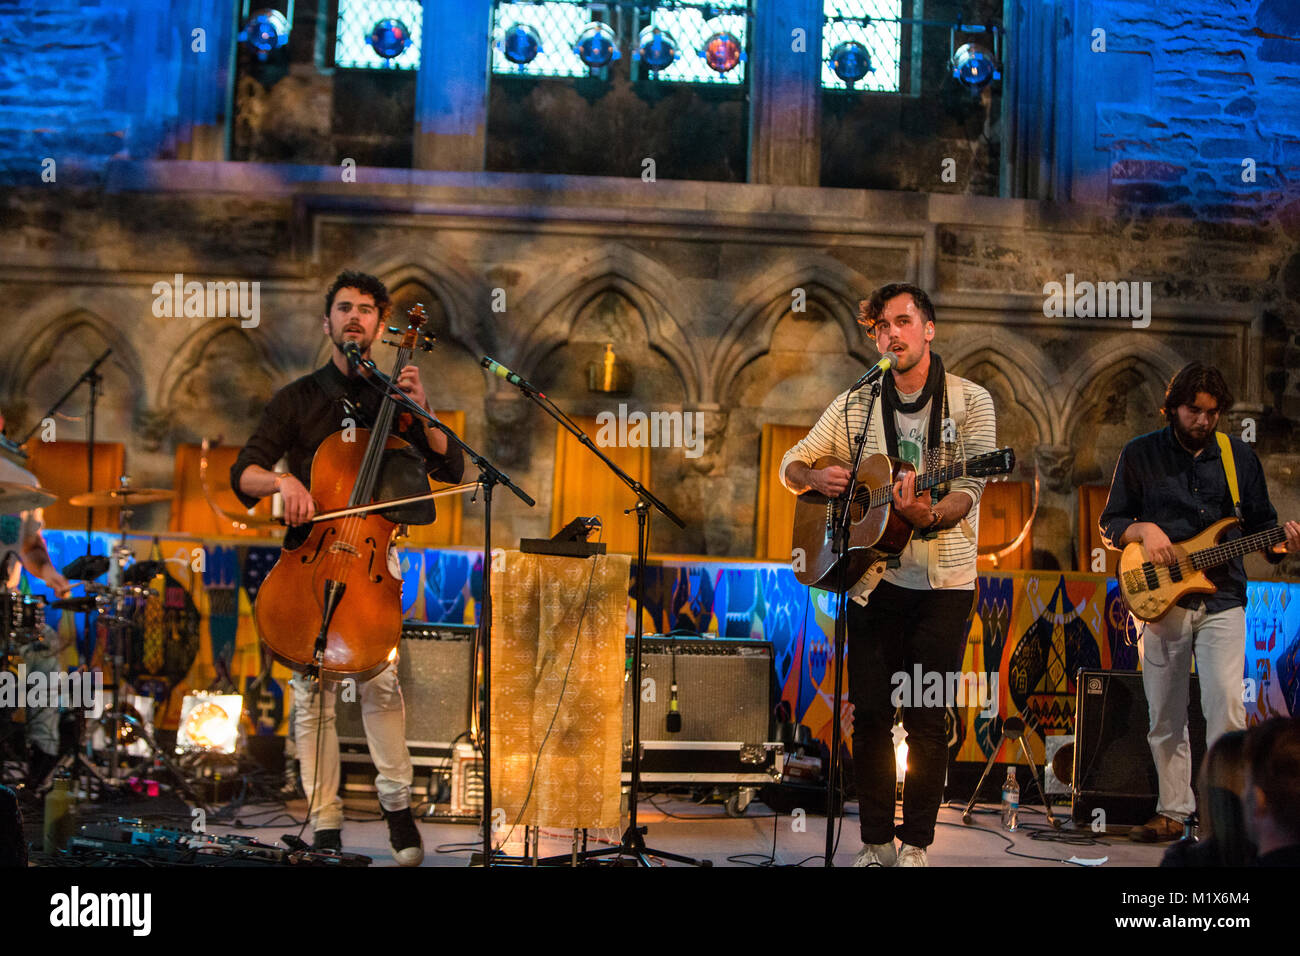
[69,487,177,508]
[0,481,57,512]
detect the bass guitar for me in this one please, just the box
[791,448,1016,592]
[1117,516,1292,621]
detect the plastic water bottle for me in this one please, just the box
[1000,767,1019,831]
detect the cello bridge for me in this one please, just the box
[329,541,361,558]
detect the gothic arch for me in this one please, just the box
[511,244,703,403]
[945,335,1060,445]
[711,255,876,405]
[154,317,289,410]
[1059,337,1185,438]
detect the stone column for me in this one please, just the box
[747,0,823,186]
[413,0,492,171]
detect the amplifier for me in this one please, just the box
[337,621,474,754]
[1071,669,1207,827]
[624,635,774,744]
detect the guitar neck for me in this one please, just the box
[1189,525,1287,571]
[865,459,969,508]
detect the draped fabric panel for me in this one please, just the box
[755,424,806,561]
[25,440,125,531]
[490,551,630,829]
[550,417,649,555]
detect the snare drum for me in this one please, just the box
[1,590,46,645]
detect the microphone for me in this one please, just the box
[666,653,681,733]
[849,354,894,392]
[480,356,541,395]
[342,342,363,368]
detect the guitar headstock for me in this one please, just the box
[966,447,1016,479]
[383,303,438,352]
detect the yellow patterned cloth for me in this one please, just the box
[490,551,630,830]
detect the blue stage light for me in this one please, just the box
[702,31,742,74]
[574,22,619,69]
[239,9,290,61]
[635,26,679,72]
[950,42,1000,92]
[501,23,542,65]
[368,17,411,61]
[830,40,872,85]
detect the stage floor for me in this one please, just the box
[204,793,1172,867]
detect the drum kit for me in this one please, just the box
[2,474,204,803]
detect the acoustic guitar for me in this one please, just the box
[790,448,1016,592]
[1116,516,1292,621]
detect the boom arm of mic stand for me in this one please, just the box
[17,348,113,445]
[501,381,686,529]
[349,356,535,508]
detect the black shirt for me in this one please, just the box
[1099,426,1279,612]
[230,361,465,530]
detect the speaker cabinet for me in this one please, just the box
[1071,669,1207,827]
[337,622,474,750]
[624,636,774,744]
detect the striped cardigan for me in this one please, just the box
[779,372,997,603]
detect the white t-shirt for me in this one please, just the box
[882,388,932,591]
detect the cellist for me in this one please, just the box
[231,271,464,865]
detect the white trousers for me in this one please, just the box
[19,627,59,757]
[290,661,412,831]
[1140,601,1246,819]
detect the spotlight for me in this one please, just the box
[574,22,619,69]
[176,692,244,755]
[950,42,1000,92]
[830,40,872,86]
[701,31,743,75]
[368,17,411,62]
[501,22,542,66]
[635,26,679,72]
[238,8,290,61]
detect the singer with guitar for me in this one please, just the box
[780,282,996,867]
[231,271,465,865]
[1100,362,1300,844]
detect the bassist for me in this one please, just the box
[1099,362,1299,843]
[780,282,996,867]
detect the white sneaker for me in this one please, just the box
[851,841,898,867]
[896,844,928,867]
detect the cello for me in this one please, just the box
[254,304,437,681]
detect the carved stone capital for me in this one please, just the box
[135,409,172,453]
[685,405,729,476]
[484,390,531,468]
[1034,443,1075,494]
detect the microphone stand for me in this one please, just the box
[347,354,534,868]
[824,377,881,866]
[490,368,706,867]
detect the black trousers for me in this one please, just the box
[846,580,975,847]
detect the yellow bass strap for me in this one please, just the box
[1215,431,1241,518]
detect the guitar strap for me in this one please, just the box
[1215,431,1242,519]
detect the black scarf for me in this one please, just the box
[880,351,947,460]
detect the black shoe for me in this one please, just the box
[382,807,424,867]
[312,828,342,852]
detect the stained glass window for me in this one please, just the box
[335,0,423,70]
[822,0,902,92]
